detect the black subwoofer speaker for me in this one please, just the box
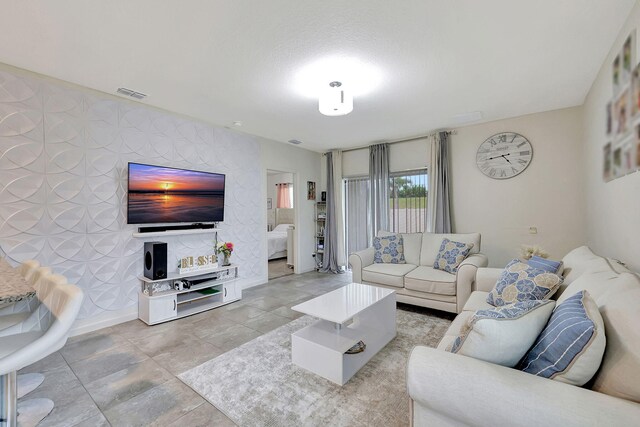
[144,241,167,280]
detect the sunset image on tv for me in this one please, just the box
[127,163,225,224]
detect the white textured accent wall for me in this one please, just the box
[0,66,264,323]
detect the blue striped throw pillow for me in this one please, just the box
[528,256,562,273]
[518,290,606,386]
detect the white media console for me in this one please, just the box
[138,264,241,325]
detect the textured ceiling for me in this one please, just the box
[0,0,634,152]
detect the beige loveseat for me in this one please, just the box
[349,232,488,314]
[407,246,640,426]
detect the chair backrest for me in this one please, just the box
[0,283,84,374]
[18,259,40,283]
[0,274,68,337]
[0,266,51,316]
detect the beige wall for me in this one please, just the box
[451,107,586,266]
[335,107,585,267]
[583,1,640,271]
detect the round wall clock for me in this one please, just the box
[476,132,533,179]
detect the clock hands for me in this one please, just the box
[487,153,512,161]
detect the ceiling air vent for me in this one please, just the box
[288,139,303,145]
[117,87,147,100]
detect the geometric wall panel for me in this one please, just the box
[0,68,263,320]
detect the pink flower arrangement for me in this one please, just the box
[216,241,234,256]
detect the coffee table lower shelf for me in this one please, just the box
[292,319,395,385]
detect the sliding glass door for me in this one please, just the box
[343,168,428,259]
[344,177,370,257]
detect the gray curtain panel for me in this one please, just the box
[369,143,390,241]
[320,152,344,274]
[432,131,452,233]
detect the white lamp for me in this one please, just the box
[319,81,353,116]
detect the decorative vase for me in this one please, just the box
[222,253,231,266]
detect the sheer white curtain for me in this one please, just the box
[344,177,370,256]
[276,183,292,208]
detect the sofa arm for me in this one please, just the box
[455,253,488,313]
[407,346,640,427]
[348,247,375,283]
[474,267,503,292]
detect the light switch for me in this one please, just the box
[529,227,538,234]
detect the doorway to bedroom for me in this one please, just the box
[267,169,295,280]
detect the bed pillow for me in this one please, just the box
[447,300,555,367]
[528,255,563,274]
[272,224,293,232]
[487,259,563,306]
[433,238,474,274]
[373,235,406,264]
[518,290,606,386]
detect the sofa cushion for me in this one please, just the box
[556,269,640,401]
[378,231,422,266]
[433,238,474,274]
[519,291,606,386]
[561,246,608,285]
[405,266,456,295]
[462,291,493,312]
[448,300,556,367]
[420,233,481,266]
[362,263,417,288]
[487,259,563,306]
[373,235,406,264]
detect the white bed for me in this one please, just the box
[268,223,293,260]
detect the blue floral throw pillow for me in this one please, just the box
[373,235,406,264]
[487,259,563,306]
[433,238,474,274]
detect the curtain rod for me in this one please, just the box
[323,130,457,155]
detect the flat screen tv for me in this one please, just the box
[127,162,225,224]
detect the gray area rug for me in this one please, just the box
[179,309,451,426]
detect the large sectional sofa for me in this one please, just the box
[349,232,488,313]
[407,246,640,426]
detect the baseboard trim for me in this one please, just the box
[69,305,138,337]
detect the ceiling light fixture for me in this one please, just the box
[294,56,382,99]
[288,139,303,145]
[233,121,243,127]
[319,81,353,116]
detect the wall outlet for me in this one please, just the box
[529,227,538,234]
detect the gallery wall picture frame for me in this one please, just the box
[603,142,612,182]
[267,198,272,210]
[635,121,640,170]
[321,191,326,202]
[622,31,636,85]
[307,181,316,200]
[605,29,638,183]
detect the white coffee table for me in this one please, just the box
[290,283,396,385]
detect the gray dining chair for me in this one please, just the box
[0,281,83,427]
[0,267,55,332]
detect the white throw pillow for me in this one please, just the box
[446,300,556,367]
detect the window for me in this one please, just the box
[389,169,428,233]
